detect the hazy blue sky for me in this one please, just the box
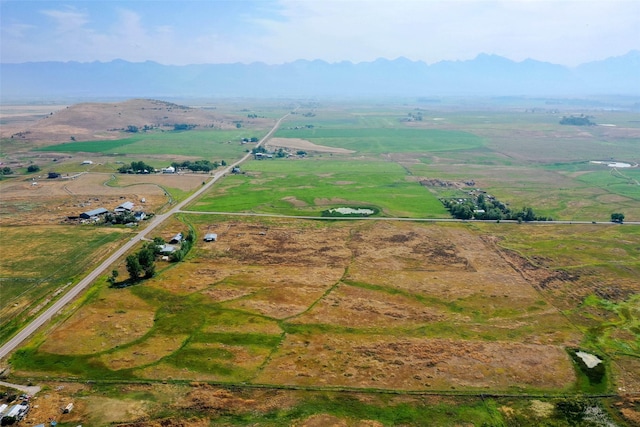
[1,0,638,66]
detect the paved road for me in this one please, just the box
[0,112,291,361]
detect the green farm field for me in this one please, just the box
[189,158,449,217]
[35,128,262,160]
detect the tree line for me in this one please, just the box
[117,159,227,174]
[442,193,551,221]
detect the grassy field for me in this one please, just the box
[189,158,449,217]
[0,225,132,343]
[8,215,639,425]
[2,100,639,426]
[35,129,261,160]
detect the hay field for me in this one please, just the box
[11,215,640,424]
[13,218,592,393]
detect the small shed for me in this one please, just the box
[204,233,217,242]
[80,207,108,219]
[170,232,183,243]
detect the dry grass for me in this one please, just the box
[2,99,239,146]
[26,219,586,392]
[97,334,189,370]
[255,333,575,390]
[40,288,155,355]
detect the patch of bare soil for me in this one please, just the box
[266,137,355,154]
[2,99,242,146]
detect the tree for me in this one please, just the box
[138,244,156,278]
[523,207,536,222]
[27,165,40,173]
[1,167,13,175]
[611,213,625,223]
[108,269,119,286]
[126,255,143,282]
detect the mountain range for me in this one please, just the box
[1,51,639,101]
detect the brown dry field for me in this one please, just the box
[0,171,205,225]
[19,218,594,394]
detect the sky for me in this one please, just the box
[1,0,639,66]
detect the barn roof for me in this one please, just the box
[117,201,135,211]
[81,207,108,217]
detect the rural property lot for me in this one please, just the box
[6,218,593,391]
[8,215,640,425]
[1,99,639,425]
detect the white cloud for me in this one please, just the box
[1,22,35,39]
[246,0,640,65]
[40,6,90,33]
[1,0,638,65]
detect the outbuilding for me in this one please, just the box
[170,232,183,243]
[204,233,217,242]
[80,207,108,219]
[115,201,134,213]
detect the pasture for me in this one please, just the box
[8,215,639,425]
[0,225,130,343]
[190,158,449,217]
[35,128,260,161]
[2,99,639,426]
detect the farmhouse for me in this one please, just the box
[80,207,109,219]
[134,211,146,221]
[115,201,134,213]
[157,244,176,254]
[162,166,176,174]
[204,233,217,242]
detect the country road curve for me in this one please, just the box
[0,111,292,361]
